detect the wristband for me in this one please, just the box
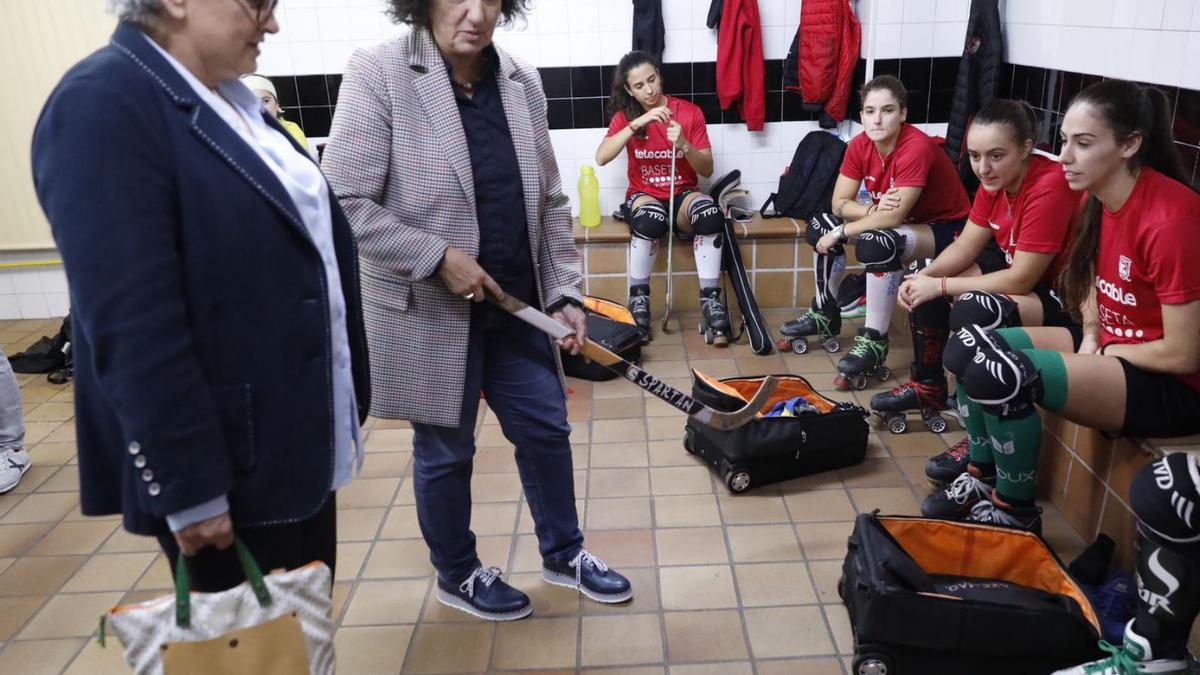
[834,224,847,243]
[940,277,947,296]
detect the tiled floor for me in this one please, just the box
[0,311,1086,674]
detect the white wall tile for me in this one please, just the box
[874,0,903,24]
[45,293,70,318]
[10,271,41,295]
[0,273,14,295]
[1111,0,1141,28]
[598,32,631,65]
[0,296,20,321]
[1193,5,1200,29]
[1151,29,1188,87]
[567,0,600,34]
[873,23,903,59]
[36,270,68,294]
[567,31,601,66]
[1003,0,1038,25]
[1135,0,1167,30]
[932,21,966,57]
[1069,0,1115,28]
[315,6,352,41]
[691,28,718,62]
[758,0,794,28]
[903,0,938,24]
[662,29,692,62]
[935,0,971,23]
[17,294,50,320]
[290,42,327,74]
[321,41,359,74]
[856,0,874,26]
[534,0,570,34]
[762,25,794,61]
[1038,0,1069,26]
[1182,33,1200,88]
[1162,0,1195,29]
[661,0,695,30]
[281,7,322,42]
[537,33,572,67]
[900,22,935,58]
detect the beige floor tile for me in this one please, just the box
[337,507,387,543]
[663,609,748,663]
[591,441,650,468]
[643,344,688,362]
[581,668,665,675]
[357,451,411,478]
[473,446,517,473]
[883,430,946,457]
[0,522,55,557]
[98,528,159,553]
[19,591,123,639]
[647,416,688,441]
[836,458,908,488]
[472,472,524,502]
[7,465,57,494]
[659,564,737,610]
[744,605,835,658]
[755,657,846,674]
[688,359,739,378]
[341,578,429,626]
[823,603,854,655]
[0,558,11,575]
[735,562,818,606]
[807,560,843,604]
[783,488,856,523]
[718,493,790,524]
[21,422,61,445]
[670,663,753,675]
[475,534,512,571]
[334,624,414,674]
[133,555,172,591]
[331,580,353,623]
[62,636,133,674]
[582,566,659,615]
[648,440,698,467]
[361,539,432,579]
[26,442,76,467]
[795,521,856,561]
[653,494,721,528]
[27,520,118,557]
[364,428,414,452]
[469,501,519,536]
[378,505,421,540]
[492,617,579,669]
[645,397,689,418]
[0,556,85,595]
[649,466,713,496]
[570,423,591,445]
[847,486,921,515]
[510,533,543,573]
[23,401,75,423]
[726,524,803,563]
[0,492,78,523]
[655,527,729,566]
[583,529,657,568]
[404,622,494,673]
[593,418,648,443]
[511,571,582,616]
[587,497,652,530]
[895,455,934,488]
[0,638,86,675]
[580,613,664,666]
[0,595,47,640]
[590,468,651,498]
[594,397,647,420]
[339,477,400,508]
[62,552,156,593]
[335,541,372,582]
[41,422,77,445]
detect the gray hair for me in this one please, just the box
[105,0,163,24]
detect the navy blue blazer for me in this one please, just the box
[30,23,371,536]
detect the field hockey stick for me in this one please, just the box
[660,144,678,333]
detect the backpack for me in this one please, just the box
[9,314,72,378]
[760,131,847,220]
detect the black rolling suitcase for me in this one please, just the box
[683,373,869,493]
[839,513,1104,674]
[561,296,646,381]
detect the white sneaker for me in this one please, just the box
[1051,620,1189,674]
[0,448,31,494]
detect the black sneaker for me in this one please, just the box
[925,438,971,484]
[921,470,994,520]
[966,495,1043,534]
[627,285,652,340]
[436,566,532,621]
[543,549,632,604]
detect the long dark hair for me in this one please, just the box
[608,51,661,138]
[1059,80,1189,319]
[971,98,1039,149]
[385,0,530,28]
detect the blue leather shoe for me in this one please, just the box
[435,566,532,621]
[543,549,632,604]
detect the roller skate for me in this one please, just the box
[777,299,841,355]
[924,437,971,485]
[698,287,731,347]
[869,377,960,434]
[833,328,890,391]
[627,284,651,343]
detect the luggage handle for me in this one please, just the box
[174,537,272,628]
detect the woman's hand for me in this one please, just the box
[438,246,504,302]
[898,274,941,311]
[552,303,588,355]
[631,106,671,133]
[1078,332,1101,355]
[174,511,234,556]
[876,187,902,212]
[666,121,689,150]
[815,231,840,255]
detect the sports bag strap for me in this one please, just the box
[174,537,272,628]
[759,193,778,217]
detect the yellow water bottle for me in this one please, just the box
[578,165,601,228]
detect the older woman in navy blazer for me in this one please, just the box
[30,0,369,591]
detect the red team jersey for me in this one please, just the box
[840,123,970,225]
[606,96,712,200]
[967,154,1078,284]
[1095,168,1200,390]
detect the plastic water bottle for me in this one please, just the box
[856,180,872,205]
[578,165,601,228]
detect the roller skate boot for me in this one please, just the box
[627,284,652,343]
[834,328,890,391]
[777,299,841,355]
[699,287,731,347]
[869,377,960,434]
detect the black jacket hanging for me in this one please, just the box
[944,0,1003,194]
[632,0,665,61]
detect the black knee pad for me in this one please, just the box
[629,202,669,240]
[855,229,906,273]
[944,323,1015,378]
[958,333,1042,417]
[805,213,844,254]
[1132,453,1200,550]
[1133,536,1200,650]
[687,196,724,236]
[950,291,1020,331]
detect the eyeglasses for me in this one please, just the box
[235,0,279,24]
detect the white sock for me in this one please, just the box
[628,235,658,287]
[894,225,919,259]
[865,270,902,334]
[814,250,847,310]
[694,234,723,289]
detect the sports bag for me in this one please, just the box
[561,296,646,381]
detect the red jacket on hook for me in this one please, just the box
[716,0,765,130]
[786,0,861,125]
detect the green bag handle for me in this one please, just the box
[174,537,273,628]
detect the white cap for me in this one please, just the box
[241,74,277,99]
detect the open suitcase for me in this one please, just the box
[683,373,869,493]
[840,513,1104,674]
[561,296,646,381]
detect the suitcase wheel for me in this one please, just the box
[725,466,753,493]
[683,427,697,455]
[852,650,894,675]
[836,575,846,600]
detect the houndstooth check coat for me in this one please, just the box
[323,28,582,427]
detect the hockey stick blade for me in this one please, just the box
[486,291,776,431]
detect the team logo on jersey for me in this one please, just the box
[1119,255,1132,282]
[1096,277,1138,307]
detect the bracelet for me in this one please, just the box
[940,277,947,296]
[1099,343,1109,356]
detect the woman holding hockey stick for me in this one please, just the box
[938,81,1200,675]
[596,51,725,344]
[782,75,970,390]
[324,0,630,621]
[877,99,1078,458]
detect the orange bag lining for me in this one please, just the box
[878,517,1099,631]
[584,297,635,324]
[721,376,835,414]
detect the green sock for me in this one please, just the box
[995,326,1033,351]
[1022,349,1068,412]
[956,378,993,469]
[980,406,1042,503]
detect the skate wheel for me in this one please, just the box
[853,652,894,675]
[791,338,809,355]
[703,330,714,345]
[697,321,705,335]
[823,338,840,353]
[725,466,753,493]
[887,416,907,434]
[853,375,868,391]
[875,366,891,381]
[926,416,948,434]
[775,337,793,351]
[833,374,850,390]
